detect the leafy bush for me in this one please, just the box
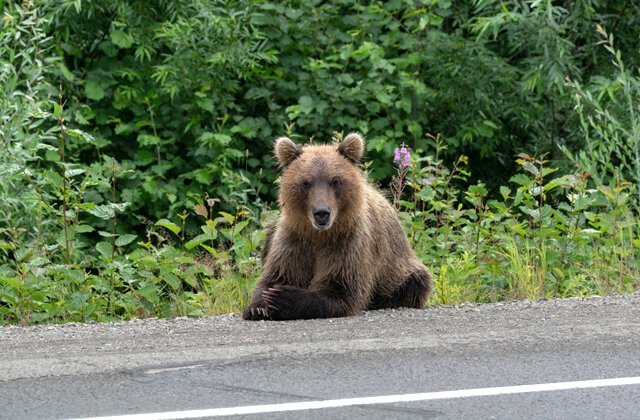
[1,1,639,325]
[394,139,639,304]
[33,0,640,223]
[1,2,262,325]
[43,0,277,223]
[565,25,640,207]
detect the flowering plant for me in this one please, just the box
[394,145,411,168]
[391,143,411,210]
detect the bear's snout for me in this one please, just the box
[312,206,332,229]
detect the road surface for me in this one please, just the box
[1,294,639,419]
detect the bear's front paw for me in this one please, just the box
[262,285,307,319]
[242,304,272,321]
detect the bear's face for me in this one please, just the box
[275,133,365,232]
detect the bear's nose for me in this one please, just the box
[312,206,331,226]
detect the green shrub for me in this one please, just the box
[1,1,639,325]
[1,2,262,325]
[565,25,640,208]
[25,0,640,226]
[42,0,277,223]
[393,139,639,304]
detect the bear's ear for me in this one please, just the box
[274,137,302,169]
[337,132,365,164]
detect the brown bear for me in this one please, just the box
[242,132,432,320]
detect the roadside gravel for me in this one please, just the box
[1,293,638,382]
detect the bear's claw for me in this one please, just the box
[262,285,303,312]
[242,304,271,320]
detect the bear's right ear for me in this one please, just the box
[337,132,365,164]
[274,137,302,169]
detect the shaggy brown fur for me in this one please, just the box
[243,133,432,320]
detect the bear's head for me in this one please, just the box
[274,133,366,233]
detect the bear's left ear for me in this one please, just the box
[337,132,365,164]
[274,137,302,169]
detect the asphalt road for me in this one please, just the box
[1,294,639,419]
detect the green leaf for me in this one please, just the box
[512,189,524,206]
[213,133,232,145]
[56,62,74,81]
[551,267,565,280]
[35,143,58,152]
[219,212,235,225]
[519,206,540,218]
[26,257,49,268]
[468,184,488,197]
[115,234,137,247]
[163,273,181,290]
[66,168,85,177]
[508,223,527,236]
[155,219,181,235]
[200,244,218,255]
[110,30,134,49]
[15,248,31,262]
[299,96,314,113]
[75,225,95,233]
[233,220,250,234]
[399,200,414,209]
[185,234,209,250]
[200,223,218,240]
[67,129,95,144]
[95,241,113,257]
[84,80,105,101]
[285,8,303,19]
[1,277,22,289]
[138,134,161,146]
[87,205,115,220]
[115,123,133,135]
[110,203,130,213]
[510,174,532,187]
[476,124,494,138]
[522,162,539,176]
[196,97,214,112]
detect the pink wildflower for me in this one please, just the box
[394,144,411,168]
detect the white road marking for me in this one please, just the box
[67,376,640,420]
[144,365,206,375]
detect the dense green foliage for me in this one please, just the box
[400,137,637,303]
[1,0,639,325]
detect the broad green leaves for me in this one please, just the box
[155,219,180,235]
[84,80,105,101]
[110,30,134,49]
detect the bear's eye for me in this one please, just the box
[331,178,341,188]
[302,180,312,189]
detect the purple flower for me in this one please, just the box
[394,145,411,168]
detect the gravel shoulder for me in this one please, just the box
[1,293,639,382]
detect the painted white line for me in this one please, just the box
[68,376,640,420]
